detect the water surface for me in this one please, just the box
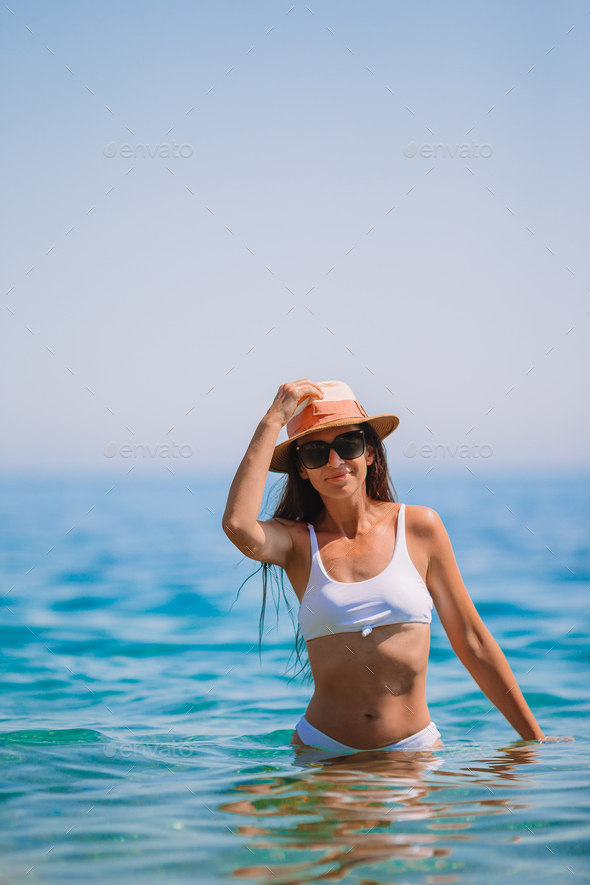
[1,471,588,883]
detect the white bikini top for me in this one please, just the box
[298,504,433,642]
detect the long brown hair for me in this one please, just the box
[230,422,398,684]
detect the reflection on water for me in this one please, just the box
[222,745,541,883]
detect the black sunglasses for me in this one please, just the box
[295,429,366,470]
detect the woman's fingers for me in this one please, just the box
[290,381,324,409]
[268,379,324,425]
[539,735,575,742]
[282,379,324,401]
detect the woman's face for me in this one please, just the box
[296,423,374,499]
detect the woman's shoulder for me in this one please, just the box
[405,504,445,537]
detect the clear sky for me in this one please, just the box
[1,0,589,477]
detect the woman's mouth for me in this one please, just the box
[325,471,350,482]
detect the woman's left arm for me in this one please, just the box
[416,507,572,743]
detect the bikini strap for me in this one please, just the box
[396,503,409,556]
[304,523,322,595]
[306,522,319,557]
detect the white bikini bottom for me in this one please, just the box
[295,715,442,754]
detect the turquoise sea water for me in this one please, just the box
[1,471,589,883]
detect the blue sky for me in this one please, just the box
[1,0,589,475]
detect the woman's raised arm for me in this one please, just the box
[222,379,324,568]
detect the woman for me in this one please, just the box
[223,379,568,754]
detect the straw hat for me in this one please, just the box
[269,380,399,473]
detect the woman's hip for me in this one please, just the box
[293,714,443,754]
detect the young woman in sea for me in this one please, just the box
[223,379,571,754]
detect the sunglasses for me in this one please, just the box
[295,429,366,470]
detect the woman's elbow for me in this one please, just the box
[222,516,242,544]
[222,519,262,557]
[456,623,495,660]
[441,613,486,659]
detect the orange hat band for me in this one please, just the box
[287,399,369,438]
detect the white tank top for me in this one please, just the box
[298,504,433,642]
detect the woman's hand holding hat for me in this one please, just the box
[266,379,325,428]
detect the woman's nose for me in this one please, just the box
[328,446,345,466]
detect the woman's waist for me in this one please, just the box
[307,676,427,714]
[304,690,431,747]
[309,665,426,704]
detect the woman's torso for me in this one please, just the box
[283,502,434,749]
